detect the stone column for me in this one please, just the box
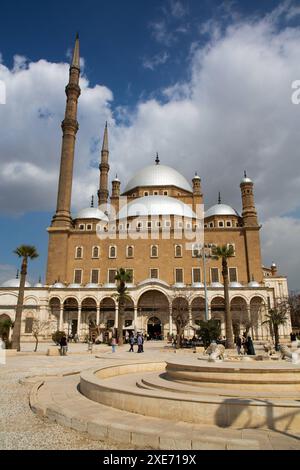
[134,306,138,334]
[59,305,64,331]
[114,305,119,329]
[77,306,82,337]
[96,306,100,326]
[169,305,173,335]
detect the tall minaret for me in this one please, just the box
[240,171,258,227]
[52,34,81,227]
[98,122,110,206]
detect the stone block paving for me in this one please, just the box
[1,341,300,450]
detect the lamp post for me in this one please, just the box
[197,244,216,322]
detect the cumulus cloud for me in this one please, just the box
[0,4,300,288]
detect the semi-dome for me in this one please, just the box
[124,164,192,193]
[118,195,197,219]
[205,204,240,218]
[241,177,253,184]
[75,207,108,221]
[1,278,31,288]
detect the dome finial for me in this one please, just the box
[39,276,42,284]
[244,170,247,178]
[16,270,19,279]
[155,153,160,165]
[218,192,222,204]
[91,195,94,208]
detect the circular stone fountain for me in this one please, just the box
[79,355,300,432]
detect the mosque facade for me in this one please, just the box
[0,36,291,342]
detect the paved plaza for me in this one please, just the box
[1,341,300,450]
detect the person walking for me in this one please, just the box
[129,334,135,352]
[246,336,255,355]
[111,336,117,353]
[60,334,68,356]
[235,335,242,355]
[137,334,143,353]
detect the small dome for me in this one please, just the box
[52,282,65,288]
[68,283,81,288]
[205,204,240,218]
[173,282,186,288]
[1,278,31,288]
[118,195,197,219]
[211,282,223,288]
[75,207,109,221]
[85,283,99,288]
[229,282,243,288]
[192,282,204,288]
[103,283,116,288]
[241,177,253,184]
[193,174,201,180]
[124,164,192,193]
[248,281,260,288]
[34,283,44,288]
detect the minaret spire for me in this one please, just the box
[98,122,110,207]
[218,192,221,204]
[52,34,81,227]
[155,153,160,165]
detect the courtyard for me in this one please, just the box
[1,341,300,450]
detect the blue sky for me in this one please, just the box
[0,0,300,289]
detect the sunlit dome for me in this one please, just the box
[248,281,260,288]
[34,283,44,288]
[229,282,243,288]
[118,195,197,219]
[205,204,240,218]
[1,278,31,288]
[124,164,192,193]
[52,282,65,288]
[85,283,99,288]
[75,207,108,221]
[211,282,223,288]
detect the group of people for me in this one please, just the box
[110,333,145,353]
[234,333,255,355]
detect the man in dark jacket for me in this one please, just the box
[60,334,68,356]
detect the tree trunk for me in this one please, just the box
[34,334,39,353]
[222,259,234,349]
[117,297,124,346]
[11,258,27,351]
[274,324,279,351]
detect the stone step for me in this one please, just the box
[30,375,260,450]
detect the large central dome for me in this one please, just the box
[124,164,192,193]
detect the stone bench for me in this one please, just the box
[47,346,61,356]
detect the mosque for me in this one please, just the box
[0,36,291,342]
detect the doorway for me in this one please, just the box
[147,316,162,340]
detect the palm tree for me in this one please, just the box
[11,245,39,351]
[211,244,235,349]
[115,268,132,346]
[262,303,288,351]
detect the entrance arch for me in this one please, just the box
[147,316,162,340]
[230,297,249,337]
[138,290,169,338]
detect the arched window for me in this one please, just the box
[151,245,158,258]
[109,246,117,258]
[92,246,100,259]
[75,246,83,259]
[127,246,134,258]
[175,245,182,258]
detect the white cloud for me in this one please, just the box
[143,52,169,70]
[0,5,300,289]
[168,0,188,18]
